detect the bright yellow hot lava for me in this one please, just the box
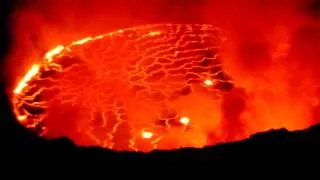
[179,116,190,125]
[203,79,214,87]
[141,131,153,139]
[14,64,40,94]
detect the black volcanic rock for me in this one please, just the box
[3,112,320,165]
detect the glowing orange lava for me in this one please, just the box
[11,24,238,152]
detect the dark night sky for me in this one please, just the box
[0,1,14,134]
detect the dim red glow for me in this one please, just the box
[6,0,320,153]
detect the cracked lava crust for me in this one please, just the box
[12,24,235,152]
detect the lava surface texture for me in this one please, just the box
[12,24,235,152]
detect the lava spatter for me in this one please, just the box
[12,24,234,152]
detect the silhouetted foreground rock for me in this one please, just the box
[4,121,320,164]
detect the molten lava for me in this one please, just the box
[12,24,237,151]
[7,0,320,153]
